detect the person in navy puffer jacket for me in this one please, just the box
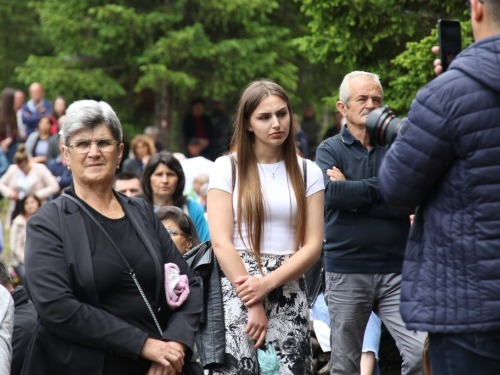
[378,1,500,374]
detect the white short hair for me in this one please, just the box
[62,100,122,146]
[338,71,383,107]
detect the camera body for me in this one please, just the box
[366,106,408,147]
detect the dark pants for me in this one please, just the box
[429,331,500,375]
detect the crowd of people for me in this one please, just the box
[0,1,499,374]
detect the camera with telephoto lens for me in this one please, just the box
[366,105,408,147]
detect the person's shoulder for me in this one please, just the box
[0,286,13,307]
[213,154,234,170]
[12,214,27,226]
[31,162,51,173]
[186,198,205,213]
[317,134,343,151]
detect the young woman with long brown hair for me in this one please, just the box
[207,80,325,374]
[0,88,20,162]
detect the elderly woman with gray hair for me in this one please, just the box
[22,100,202,375]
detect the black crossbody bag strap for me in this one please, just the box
[64,194,163,337]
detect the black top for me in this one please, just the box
[316,125,412,273]
[78,198,157,374]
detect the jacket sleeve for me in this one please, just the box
[379,85,454,208]
[316,141,381,210]
[0,150,8,177]
[0,289,13,371]
[21,105,42,129]
[25,206,149,359]
[33,165,60,200]
[9,220,25,266]
[25,133,37,157]
[0,165,16,198]
[145,200,202,355]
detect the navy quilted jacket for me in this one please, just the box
[379,33,500,333]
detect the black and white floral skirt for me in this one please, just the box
[212,251,312,375]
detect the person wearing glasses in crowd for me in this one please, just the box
[22,100,202,375]
[155,206,201,255]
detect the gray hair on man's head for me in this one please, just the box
[338,71,383,108]
[144,126,159,136]
[0,256,12,288]
[62,100,122,147]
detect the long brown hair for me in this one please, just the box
[230,80,306,273]
[0,88,18,139]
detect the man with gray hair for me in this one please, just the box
[316,71,426,375]
[144,126,164,152]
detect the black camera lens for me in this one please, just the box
[366,106,408,147]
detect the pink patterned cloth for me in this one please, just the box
[164,263,190,310]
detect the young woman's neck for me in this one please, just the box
[153,194,174,208]
[253,144,284,164]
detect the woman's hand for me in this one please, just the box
[140,338,185,374]
[147,361,177,375]
[1,137,12,153]
[244,302,268,349]
[9,190,18,200]
[234,275,268,306]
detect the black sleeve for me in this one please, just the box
[316,141,381,210]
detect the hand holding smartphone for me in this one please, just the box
[438,19,462,72]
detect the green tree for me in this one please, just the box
[295,0,471,112]
[0,0,52,91]
[15,0,304,149]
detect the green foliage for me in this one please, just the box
[12,0,306,134]
[0,0,52,90]
[296,0,468,70]
[296,0,472,115]
[388,21,473,113]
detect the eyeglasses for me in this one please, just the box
[69,138,119,154]
[167,228,189,237]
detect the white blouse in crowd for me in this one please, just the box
[208,154,324,256]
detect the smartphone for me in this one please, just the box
[438,19,462,72]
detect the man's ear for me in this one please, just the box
[336,101,347,117]
[471,0,484,22]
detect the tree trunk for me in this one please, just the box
[155,82,174,150]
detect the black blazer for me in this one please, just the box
[21,188,202,374]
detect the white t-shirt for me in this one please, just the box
[208,155,324,255]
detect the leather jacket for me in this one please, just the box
[184,242,225,369]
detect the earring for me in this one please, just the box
[67,165,71,170]
[116,165,119,169]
